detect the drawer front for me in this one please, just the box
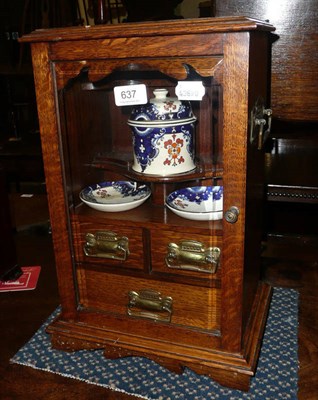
[72,219,145,271]
[151,230,222,279]
[77,267,221,332]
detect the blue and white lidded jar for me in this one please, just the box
[127,88,196,176]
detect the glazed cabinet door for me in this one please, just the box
[54,51,225,347]
[32,30,269,344]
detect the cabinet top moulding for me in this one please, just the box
[19,16,275,43]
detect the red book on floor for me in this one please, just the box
[0,266,41,292]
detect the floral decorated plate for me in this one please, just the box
[79,181,151,212]
[166,186,223,221]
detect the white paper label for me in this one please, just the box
[175,81,205,101]
[114,84,148,106]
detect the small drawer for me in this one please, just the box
[151,230,222,279]
[77,267,221,332]
[72,218,145,270]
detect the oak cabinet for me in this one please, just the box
[21,17,274,390]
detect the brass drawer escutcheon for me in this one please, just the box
[83,231,129,260]
[166,240,220,274]
[127,289,173,322]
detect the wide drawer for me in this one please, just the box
[77,266,221,333]
[72,218,145,271]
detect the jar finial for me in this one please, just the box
[153,88,169,99]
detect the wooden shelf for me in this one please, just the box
[92,153,223,183]
[74,201,224,234]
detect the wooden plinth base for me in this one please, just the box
[47,283,272,391]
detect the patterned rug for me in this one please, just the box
[11,287,299,399]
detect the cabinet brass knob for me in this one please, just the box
[224,206,239,224]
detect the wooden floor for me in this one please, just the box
[1,196,317,399]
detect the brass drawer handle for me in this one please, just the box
[166,240,220,274]
[83,231,129,260]
[127,289,173,322]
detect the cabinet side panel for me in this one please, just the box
[221,32,250,352]
[30,42,77,318]
[243,32,271,332]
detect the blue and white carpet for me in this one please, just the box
[11,287,299,399]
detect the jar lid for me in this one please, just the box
[128,88,196,127]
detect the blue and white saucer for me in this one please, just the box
[80,181,151,212]
[166,186,223,221]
